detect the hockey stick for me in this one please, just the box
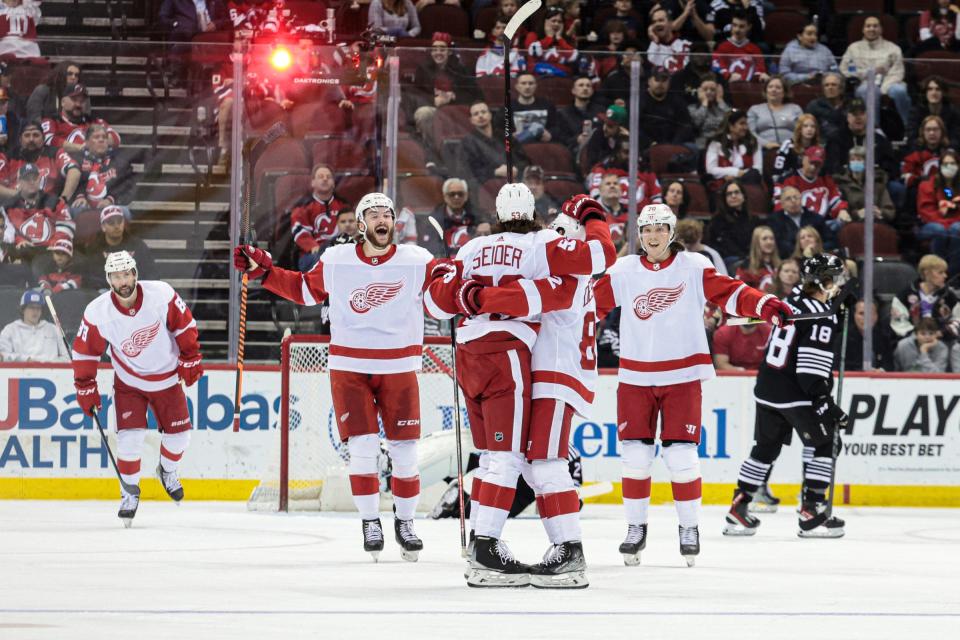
[426,215,468,557]
[825,305,850,518]
[502,0,541,181]
[726,309,838,326]
[43,291,141,498]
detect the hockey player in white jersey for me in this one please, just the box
[426,187,615,587]
[594,204,793,566]
[235,192,442,562]
[71,251,204,527]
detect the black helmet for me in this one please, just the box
[801,253,846,288]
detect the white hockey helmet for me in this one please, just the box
[103,250,138,275]
[636,203,677,251]
[355,192,395,232]
[495,182,535,223]
[549,212,585,240]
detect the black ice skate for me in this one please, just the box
[394,517,423,562]
[530,541,588,589]
[679,525,700,567]
[748,483,780,514]
[118,489,139,528]
[797,502,845,538]
[156,463,184,502]
[362,518,385,561]
[723,489,760,536]
[467,536,531,588]
[618,523,648,566]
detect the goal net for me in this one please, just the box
[248,335,465,511]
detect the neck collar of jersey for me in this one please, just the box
[356,242,396,266]
[641,252,676,271]
[111,283,143,316]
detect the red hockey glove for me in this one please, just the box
[759,296,793,326]
[561,194,605,224]
[74,379,101,416]
[233,245,273,280]
[456,279,484,317]
[178,353,204,387]
[430,259,457,283]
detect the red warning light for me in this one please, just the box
[270,47,292,71]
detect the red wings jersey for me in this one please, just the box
[425,222,616,349]
[289,195,348,253]
[774,174,848,218]
[41,117,121,149]
[72,281,200,392]
[586,165,662,207]
[0,149,76,195]
[4,197,74,247]
[594,251,772,386]
[263,243,436,374]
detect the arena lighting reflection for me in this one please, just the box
[269,46,292,72]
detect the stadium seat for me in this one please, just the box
[538,77,574,107]
[648,144,696,176]
[398,176,444,212]
[335,3,369,39]
[834,0,885,13]
[790,82,820,110]
[308,135,372,175]
[272,173,313,232]
[478,178,506,214]
[290,102,348,137]
[347,103,377,141]
[838,222,900,259]
[683,180,711,218]
[895,0,932,10]
[846,14,898,45]
[764,11,808,49]
[766,0,808,10]
[523,143,575,178]
[396,138,429,176]
[904,15,921,46]
[336,175,376,205]
[9,61,49,97]
[475,7,499,39]
[871,259,919,298]
[762,148,778,185]
[544,178,583,203]
[253,137,309,199]
[418,6,470,39]
[744,183,770,216]
[245,99,289,135]
[431,105,474,153]
[911,51,960,85]
[264,172,312,268]
[285,1,329,25]
[73,209,103,246]
[477,75,505,107]
[727,81,765,111]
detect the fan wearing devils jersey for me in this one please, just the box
[593,203,792,567]
[2,162,74,257]
[71,251,203,527]
[41,83,121,153]
[447,207,613,589]
[773,146,850,227]
[235,192,439,563]
[0,120,81,201]
[66,124,133,211]
[425,187,616,587]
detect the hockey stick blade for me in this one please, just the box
[505,0,542,39]
[726,308,837,326]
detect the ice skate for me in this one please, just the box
[723,489,760,536]
[530,541,588,589]
[679,525,700,567]
[118,489,139,528]
[467,536,531,588]
[362,518,385,561]
[748,483,780,513]
[618,523,647,566]
[797,502,845,538]
[394,517,423,562]
[156,463,184,503]
[463,530,476,579]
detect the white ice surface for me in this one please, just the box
[0,502,957,640]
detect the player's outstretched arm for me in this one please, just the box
[423,260,462,320]
[542,196,617,276]
[233,245,328,305]
[470,274,580,318]
[702,268,792,325]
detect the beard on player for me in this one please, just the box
[364,217,395,249]
[109,270,138,300]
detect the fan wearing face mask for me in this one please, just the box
[834,145,895,224]
[917,148,960,275]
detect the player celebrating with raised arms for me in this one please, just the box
[426,186,615,588]
[593,204,792,567]
[724,254,850,539]
[234,193,440,562]
[71,251,204,527]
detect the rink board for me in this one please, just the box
[1,364,958,506]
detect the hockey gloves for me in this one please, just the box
[456,279,484,317]
[74,379,101,416]
[759,296,793,326]
[430,259,457,284]
[814,395,848,439]
[178,353,204,387]
[233,245,273,280]
[561,194,606,224]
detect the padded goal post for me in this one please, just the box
[247,334,462,512]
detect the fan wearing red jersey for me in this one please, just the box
[425,187,615,587]
[234,192,440,563]
[71,251,203,528]
[594,204,791,567]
